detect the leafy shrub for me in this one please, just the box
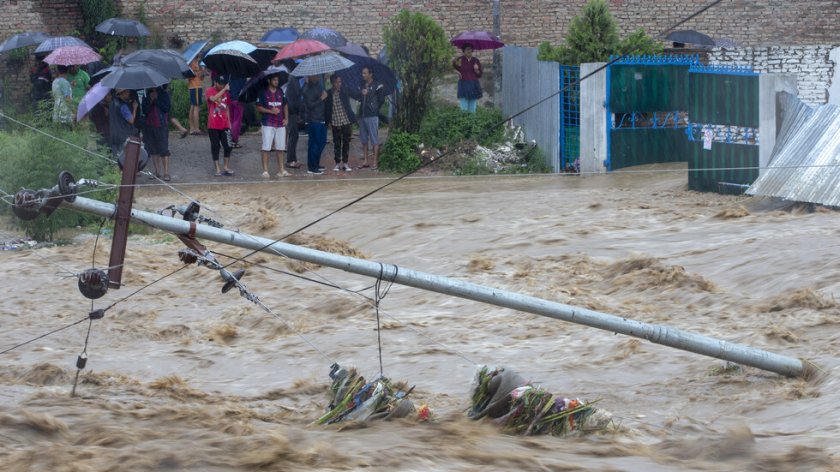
[0,125,119,240]
[537,0,661,64]
[168,79,206,130]
[497,146,553,174]
[383,10,451,133]
[418,104,505,149]
[379,131,421,173]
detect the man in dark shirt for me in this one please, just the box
[355,66,386,169]
[284,62,304,168]
[302,75,327,175]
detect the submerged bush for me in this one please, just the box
[418,105,505,149]
[379,131,422,173]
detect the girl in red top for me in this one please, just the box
[206,75,234,176]
[452,43,482,113]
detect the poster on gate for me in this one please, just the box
[702,129,713,150]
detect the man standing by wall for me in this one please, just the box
[356,66,385,170]
[284,62,304,169]
[256,72,289,178]
[325,74,355,172]
[303,74,327,175]
[67,65,90,107]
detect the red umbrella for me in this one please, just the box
[44,46,101,66]
[273,38,330,61]
[450,31,504,51]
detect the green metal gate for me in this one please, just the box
[686,65,759,192]
[606,55,699,171]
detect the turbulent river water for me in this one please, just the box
[1,168,838,471]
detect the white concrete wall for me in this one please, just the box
[579,62,607,175]
[759,74,799,172]
[709,45,837,106]
[829,47,840,106]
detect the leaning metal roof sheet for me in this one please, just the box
[747,92,840,206]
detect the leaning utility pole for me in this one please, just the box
[11,166,816,379]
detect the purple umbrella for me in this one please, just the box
[76,82,111,122]
[300,27,348,48]
[450,31,504,51]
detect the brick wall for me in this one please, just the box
[2,0,839,107]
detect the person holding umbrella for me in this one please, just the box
[67,65,91,106]
[325,74,355,172]
[142,86,173,181]
[109,88,139,157]
[452,43,482,113]
[206,74,234,177]
[356,66,386,169]
[29,54,52,108]
[302,74,327,175]
[255,72,289,178]
[51,65,74,126]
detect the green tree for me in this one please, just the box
[382,10,451,133]
[79,0,123,61]
[618,28,664,56]
[537,0,661,64]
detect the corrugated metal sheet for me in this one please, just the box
[747,92,840,206]
[502,47,561,172]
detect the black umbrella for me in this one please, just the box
[250,48,279,70]
[0,31,49,53]
[665,30,715,47]
[238,65,289,103]
[202,49,261,78]
[121,49,194,79]
[300,27,348,48]
[95,18,151,37]
[100,64,169,90]
[334,54,397,95]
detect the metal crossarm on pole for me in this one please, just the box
[57,195,816,379]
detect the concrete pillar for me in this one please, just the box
[579,62,608,175]
[828,46,840,107]
[758,74,798,172]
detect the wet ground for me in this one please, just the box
[1,163,839,471]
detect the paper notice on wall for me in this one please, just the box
[702,129,713,150]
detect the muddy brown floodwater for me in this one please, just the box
[1,164,839,471]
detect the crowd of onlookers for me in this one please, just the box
[31,52,389,181]
[30,41,487,182]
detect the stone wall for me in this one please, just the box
[2,0,839,108]
[111,0,840,53]
[709,46,839,105]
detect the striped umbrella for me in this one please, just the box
[290,52,354,77]
[44,46,101,66]
[35,36,90,54]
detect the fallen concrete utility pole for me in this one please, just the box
[52,195,816,379]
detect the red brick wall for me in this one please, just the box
[2,0,839,107]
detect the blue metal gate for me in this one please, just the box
[559,65,580,172]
